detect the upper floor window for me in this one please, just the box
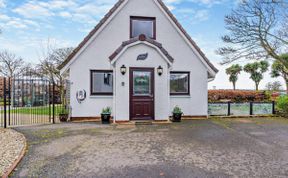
[130,16,156,39]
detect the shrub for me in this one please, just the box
[208,90,272,102]
[276,96,288,117]
[101,107,112,114]
[172,106,183,114]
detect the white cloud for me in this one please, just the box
[193,9,209,22]
[189,0,227,6]
[0,35,76,63]
[11,0,117,28]
[175,8,210,24]
[0,0,5,8]
[59,11,72,18]
[0,14,10,21]
[6,20,28,29]
[0,15,40,30]
[45,0,77,10]
[163,0,228,9]
[13,2,54,19]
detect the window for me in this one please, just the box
[133,71,152,96]
[91,70,113,95]
[170,72,190,95]
[130,16,156,39]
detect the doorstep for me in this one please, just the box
[114,120,172,125]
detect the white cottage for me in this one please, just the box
[59,0,218,122]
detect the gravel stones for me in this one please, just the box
[0,129,26,177]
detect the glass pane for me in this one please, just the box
[230,103,250,116]
[253,103,273,115]
[92,72,113,93]
[208,103,229,116]
[170,73,189,94]
[132,19,154,38]
[133,71,151,95]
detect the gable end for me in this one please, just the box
[58,0,218,75]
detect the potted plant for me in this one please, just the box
[101,107,112,124]
[172,106,183,122]
[59,108,69,122]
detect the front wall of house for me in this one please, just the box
[69,0,209,118]
[114,44,169,121]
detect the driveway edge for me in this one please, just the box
[2,131,27,178]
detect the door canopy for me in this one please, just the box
[109,34,174,65]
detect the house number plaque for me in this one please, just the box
[137,53,148,60]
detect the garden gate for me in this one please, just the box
[0,77,70,128]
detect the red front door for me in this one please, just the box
[130,68,154,120]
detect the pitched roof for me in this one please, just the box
[58,0,126,70]
[109,34,174,63]
[58,0,218,74]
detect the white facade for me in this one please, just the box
[60,0,217,121]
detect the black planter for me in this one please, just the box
[59,114,69,122]
[101,114,111,124]
[172,113,182,122]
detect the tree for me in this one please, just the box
[226,64,242,90]
[0,50,26,78]
[271,54,288,93]
[217,0,288,67]
[37,47,73,83]
[244,61,269,90]
[265,81,282,91]
[37,46,73,105]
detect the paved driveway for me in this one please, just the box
[12,118,288,178]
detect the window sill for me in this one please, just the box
[90,95,113,99]
[170,95,191,98]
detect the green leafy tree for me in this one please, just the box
[244,61,269,90]
[271,54,288,94]
[226,64,242,90]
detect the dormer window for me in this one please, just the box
[130,16,156,39]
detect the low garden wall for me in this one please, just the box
[208,90,287,117]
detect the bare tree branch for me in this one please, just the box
[0,50,27,78]
[217,0,288,66]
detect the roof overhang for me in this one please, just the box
[109,35,174,66]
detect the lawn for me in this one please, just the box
[1,105,64,116]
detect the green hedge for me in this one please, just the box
[276,96,288,118]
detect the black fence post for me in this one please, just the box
[8,78,11,126]
[48,81,51,122]
[250,102,253,115]
[3,78,7,128]
[272,101,276,115]
[227,102,231,116]
[52,82,55,124]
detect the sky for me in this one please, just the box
[0,0,286,90]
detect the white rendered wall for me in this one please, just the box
[68,0,209,118]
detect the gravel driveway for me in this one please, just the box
[12,118,288,178]
[0,129,25,177]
